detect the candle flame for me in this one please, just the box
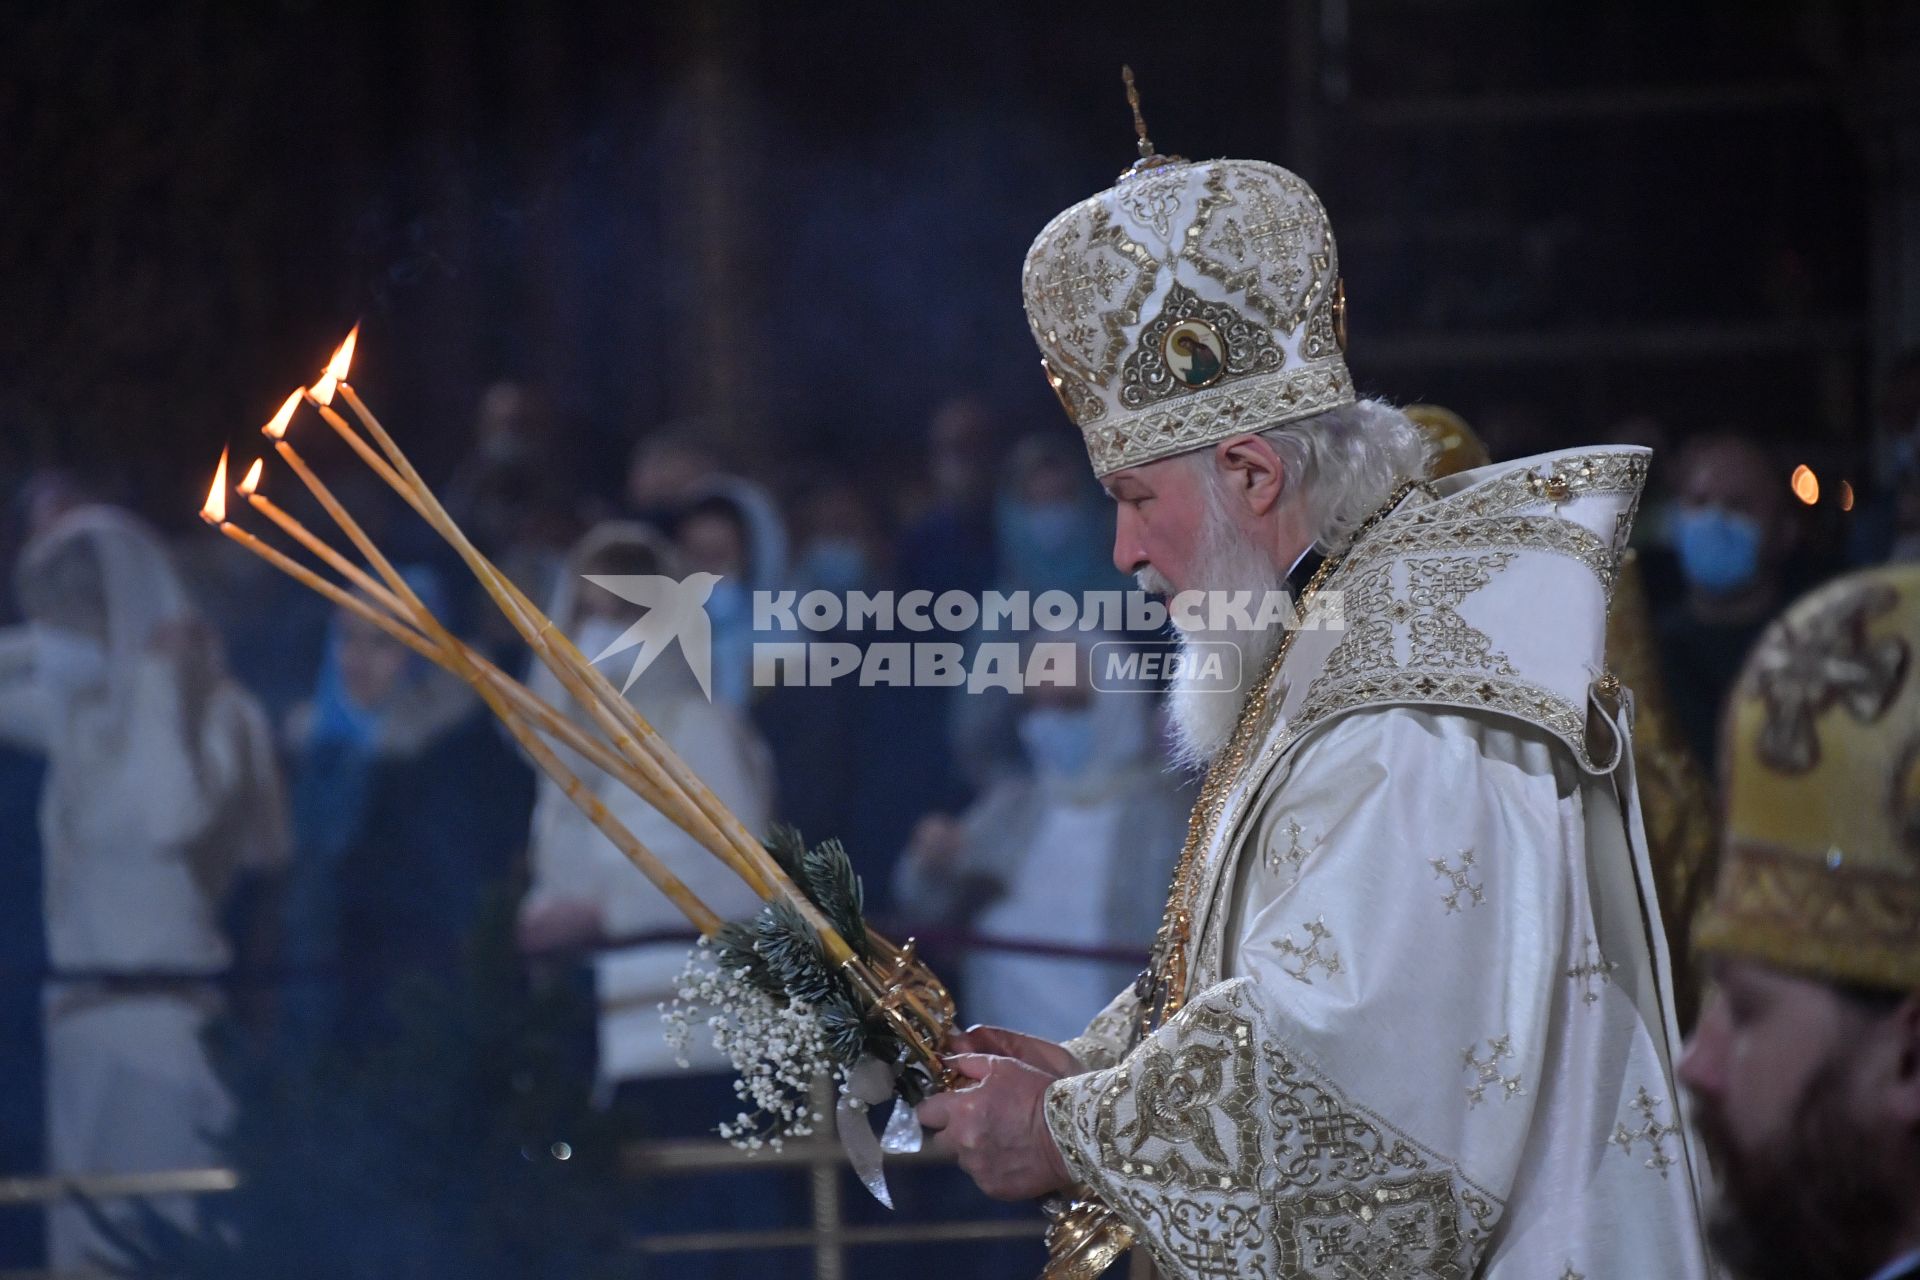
[312,326,358,405]
[239,458,264,496]
[263,388,302,440]
[1791,464,1820,506]
[201,449,229,524]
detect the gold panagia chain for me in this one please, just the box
[1134,480,1421,1038]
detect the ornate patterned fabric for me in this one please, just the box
[1021,160,1353,477]
[1697,565,1920,990]
[1045,447,1713,1278]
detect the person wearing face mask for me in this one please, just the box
[0,506,288,1270]
[673,482,787,712]
[893,639,1188,1044]
[281,565,534,1051]
[516,522,770,1093]
[789,479,886,596]
[514,523,784,1275]
[994,434,1131,600]
[1657,433,1802,771]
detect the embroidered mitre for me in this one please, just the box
[1698,563,1920,990]
[1021,157,1353,478]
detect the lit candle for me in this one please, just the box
[202,451,723,936]
[318,335,794,908]
[337,366,807,923]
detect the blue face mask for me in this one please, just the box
[1672,507,1763,595]
[1011,502,1083,555]
[1019,706,1100,778]
[705,579,750,625]
[797,538,870,594]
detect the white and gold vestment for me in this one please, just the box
[1045,449,1712,1279]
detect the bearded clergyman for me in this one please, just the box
[915,100,1714,1279]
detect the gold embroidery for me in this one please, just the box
[1184,164,1336,335]
[1048,988,1501,1280]
[1610,1086,1681,1178]
[1403,554,1519,674]
[1138,488,1419,1038]
[1119,285,1284,410]
[1700,840,1920,989]
[1024,201,1159,394]
[1274,917,1342,985]
[1283,671,1590,771]
[1566,938,1617,1005]
[1317,551,1518,693]
[1746,581,1908,774]
[1319,562,1397,685]
[1066,989,1148,1072]
[1264,818,1316,886]
[1115,165,1189,240]
[1082,364,1354,477]
[1461,1036,1524,1107]
[1431,850,1485,913]
[1449,452,1650,521]
[1344,514,1617,597]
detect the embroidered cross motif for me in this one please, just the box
[1430,849,1485,913]
[1461,1035,1524,1107]
[1751,581,1907,773]
[1567,938,1618,1005]
[1274,917,1342,984]
[1611,1087,1680,1178]
[1241,195,1312,254]
[1265,818,1316,884]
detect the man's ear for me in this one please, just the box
[1885,994,1920,1129]
[1213,435,1287,518]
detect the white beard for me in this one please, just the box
[1139,516,1291,772]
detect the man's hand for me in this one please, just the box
[917,1053,1075,1201]
[946,1024,1084,1078]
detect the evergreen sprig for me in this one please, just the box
[762,824,810,883]
[709,920,782,999]
[734,828,901,1068]
[800,837,871,961]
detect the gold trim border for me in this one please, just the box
[1695,840,1920,991]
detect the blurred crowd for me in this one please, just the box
[2,349,1919,1270]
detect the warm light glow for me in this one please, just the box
[327,325,358,382]
[263,388,302,440]
[1840,479,1855,512]
[239,458,264,496]
[1791,464,1820,506]
[201,449,229,524]
[311,326,358,405]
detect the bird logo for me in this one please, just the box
[579,572,723,700]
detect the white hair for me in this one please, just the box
[1186,397,1435,554]
[1154,398,1432,768]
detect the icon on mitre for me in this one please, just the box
[1164,320,1226,388]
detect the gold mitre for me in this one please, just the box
[1404,404,1490,478]
[1021,73,1353,478]
[1695,564,1920,991]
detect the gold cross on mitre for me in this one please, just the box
[1120,65,1184,174]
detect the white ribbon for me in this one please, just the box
[835,1055,904,1208]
